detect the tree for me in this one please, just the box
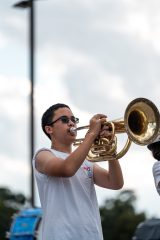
[100,189,146,240]
[0,187,26,239]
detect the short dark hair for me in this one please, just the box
[41,103,70,139]
[148,141,160,161]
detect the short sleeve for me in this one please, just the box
[152,161,160,195]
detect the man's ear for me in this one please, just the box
[45,126,53,135]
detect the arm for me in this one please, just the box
[93,160,124,190]
[93,123,124,190]
[35,114,107,177]
[36,132,96,177]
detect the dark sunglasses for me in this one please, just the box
[49,115,79,125]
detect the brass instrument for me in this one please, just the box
[72,98,160,162]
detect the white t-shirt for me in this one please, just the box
[153,161,160,195]
[33,148,103,240]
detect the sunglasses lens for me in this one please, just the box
[72,117,79,123]
[61,116,69,123]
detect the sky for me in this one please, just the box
[0,0,160,219]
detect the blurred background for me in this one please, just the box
[0,0,160,227]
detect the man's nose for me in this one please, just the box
[68,119,75,126]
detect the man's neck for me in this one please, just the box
[51,142,72,154]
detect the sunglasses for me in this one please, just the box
[49,115,79,125]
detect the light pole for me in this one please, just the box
[13,0,35,207]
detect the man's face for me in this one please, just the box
[50,107,78,144]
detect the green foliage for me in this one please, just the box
[100,189,146,240]
[0,187,26,240]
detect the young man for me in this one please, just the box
[33,103,124,240]
[147,136,160,195]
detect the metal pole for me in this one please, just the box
[30,0,35,207]
[13,0,35,207]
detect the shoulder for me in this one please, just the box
[33,148,56,173]
[34,147,53,157]
[153,161,160,171]
[33,148,56,162]
[153,161,160,176]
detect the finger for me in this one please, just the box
[100,117,107,123]
[101,124,110,130]
[94,114,107,119]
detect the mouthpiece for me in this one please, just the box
[70,127,77,134]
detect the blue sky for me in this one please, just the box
[0,0,160,218]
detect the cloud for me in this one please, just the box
[0,75,29,158]
[32,0,160,116]
[0,32,8,48]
